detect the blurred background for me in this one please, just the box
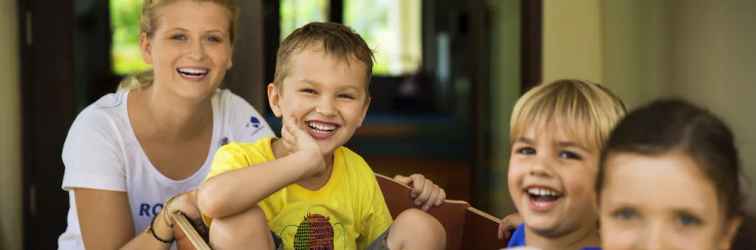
[1,0,755,249]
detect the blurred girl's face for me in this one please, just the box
[140,0,232,101]
[599,152,741,250]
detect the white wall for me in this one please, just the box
[542,0,604,84]
[603,0,756,210]
[0,0,23,248]
[542,0,756,211]
[665,0,756,210]
[602,0,671,108]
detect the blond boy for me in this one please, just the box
[194,22,446,250]
[503,80,625,250]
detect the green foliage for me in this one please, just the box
[280,0,329,40]
[109,0,419,76]
[111,0,151,75]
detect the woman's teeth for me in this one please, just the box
[177,68,208,77]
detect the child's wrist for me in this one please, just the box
[292,150,324,175]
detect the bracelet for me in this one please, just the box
[149,212,174,244]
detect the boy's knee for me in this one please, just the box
[213,205,267,229]
[389,208,446,249]
[210,205,273,249]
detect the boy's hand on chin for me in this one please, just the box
[281,115,326,176]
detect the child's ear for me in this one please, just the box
[719,215,743,250]
[267,83,283,118]
[139,33,153,65]
[357,96,371,127]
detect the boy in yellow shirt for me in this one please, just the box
[195,22,446,249]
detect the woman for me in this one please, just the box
[58,1,444,249]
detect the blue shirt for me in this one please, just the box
[507,224,602,250]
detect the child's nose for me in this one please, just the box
[641,222,670,250]
[528,156,554,177]
[315,97,336,116]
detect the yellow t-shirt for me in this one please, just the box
[204,137,393,250]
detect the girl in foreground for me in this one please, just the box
[596,99,744,250]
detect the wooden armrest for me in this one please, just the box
[463,206,508,249]
[375,174,507,250]
[176,174,508,250]
[173,211,211,250]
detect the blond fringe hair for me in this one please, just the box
[510,79,627,151]
[118,0,238,91]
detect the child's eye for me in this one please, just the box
[299,88,317,95]
[612,207,638,220]
[558,150,583,160]
[677,212,703,227]
[337,94,356,100]
[516,147,536,155]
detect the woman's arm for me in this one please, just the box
[74,188,174,250]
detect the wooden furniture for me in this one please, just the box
[375,174,506,250]
[174,174,507,249]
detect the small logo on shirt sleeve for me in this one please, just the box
[246,116,262,128]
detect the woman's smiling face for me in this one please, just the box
[140,0,233,100]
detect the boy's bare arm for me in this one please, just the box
[198,115,325,219]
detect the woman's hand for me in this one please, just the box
[393,174,446,211]
[163,191,202,224]
[161,191,208,244]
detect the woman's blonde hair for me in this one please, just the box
[510,79,627,151]
[118,0,239,91]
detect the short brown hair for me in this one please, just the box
[273,22,374,88]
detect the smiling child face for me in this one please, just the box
[508,121,600,237]
[268,45,370,156]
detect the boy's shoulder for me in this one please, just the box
[334,146,370,169]
[214,137,276,167]
[332,146,380,186]
[220,137,274,154]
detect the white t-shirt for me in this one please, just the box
[57,89,275,249]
